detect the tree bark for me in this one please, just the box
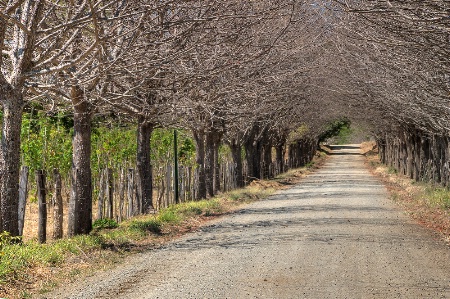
[213,133,221,194]
[136,117,153,213]
[1,93,24,236]
[0,154,2,231]
[205,131,214,197]
[229,141,244,188]
[193,129,206,200]
[244,140,256,182]
[413,131,421,181]
[18,166,29,236]
[245,137,263,182]
[262,138,272,179]
[68,86,93,236]
[275,144,284,175]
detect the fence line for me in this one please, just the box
[19,157,301,241]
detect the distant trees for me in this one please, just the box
[326,0,450,183]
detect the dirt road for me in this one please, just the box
[44,145,450,298]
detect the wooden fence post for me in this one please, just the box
[97,169,105,220]
[118,168,125,222]
[166,165,172,206]
[53,169,63,239]
[18,166,29,236]
[127,169,136,217]
[106,168,114,219]
[36,170,47,244]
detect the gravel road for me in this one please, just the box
[44,145,450,299]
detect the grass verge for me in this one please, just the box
[363,142,450,245]
[0,151,328,298]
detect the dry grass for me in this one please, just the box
[360,140,377,155]
[22,202,69,242]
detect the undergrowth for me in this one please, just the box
[423,186,450,209]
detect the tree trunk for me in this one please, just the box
[420,137,430,181]
[275,144,284,175]
[53,169,63,240]
[1,95,24,236]
[0,142,2,230]
[245,135,264,181]
[262,139,272,179]
[405,131,414,179]
[255,139,263,179]
[136,117,153,213]
[229,141,244,188]
[68,86,93,236]
[193,129,206,200]
[205,131,214,197]
[288,144,295,168]
[413,131,421,181]
[213,133,221,194]
[18,166,29,236]
[244,140,257,182]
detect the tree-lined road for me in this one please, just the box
[46,145,450,298]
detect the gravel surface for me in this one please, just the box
[43,145,450,299]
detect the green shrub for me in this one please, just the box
[425,187,450,209]
[318,118,351,144]
[388,167,398,174]
[129,219,162,235]
[93,218,119,229]
[0,231,22,248]
[157,210,180,223]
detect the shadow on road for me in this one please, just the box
[329,152,362,156]
[328,145,361,150]
[327,144,362,156]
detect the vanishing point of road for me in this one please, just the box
[45,145,450,298]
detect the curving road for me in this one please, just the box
[44,145,450,299]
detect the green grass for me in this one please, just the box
[0,234,105,285]
[128,218,163,235]
[164,199,224,217]
[92,218,119,229]
[424,186,450,209]
[227,187,273,202]
[387,166,398,174]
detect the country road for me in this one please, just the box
[44,145,450,299]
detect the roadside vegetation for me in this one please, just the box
[0,151,327,299]
[363,142,450,245]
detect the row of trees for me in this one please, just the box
[1,0,448,237]
[0,0,336,237]
[321,1,450,184]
